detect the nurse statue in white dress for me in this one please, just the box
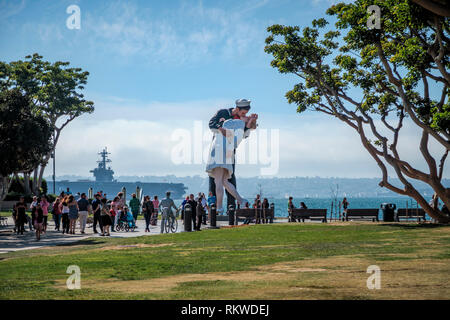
[206,111,258,214]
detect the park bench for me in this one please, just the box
[290,208,327,223]
[395,208,426,222]
[345,209,379,222]
[235,207,274,225]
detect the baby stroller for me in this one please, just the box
[150,209,158,226]
[116,210,136,232]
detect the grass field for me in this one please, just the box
[0,222,449,300]
[0,211,11,217]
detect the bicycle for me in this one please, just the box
[162,207,179,233]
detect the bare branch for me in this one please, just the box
[438,149,449,181]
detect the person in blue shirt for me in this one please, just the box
[124,206,136,228]
[207,191,217,220]
[181,196,189,222]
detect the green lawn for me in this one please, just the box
[1,222,449,299]
[0,211,12,217]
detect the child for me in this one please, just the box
[100,198,112,236]
[34,202,44,241]
[125,206,136,228]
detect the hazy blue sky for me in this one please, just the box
[1,0,448,180]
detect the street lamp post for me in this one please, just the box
[52,130,56,195]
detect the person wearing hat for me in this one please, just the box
[207,99,258,213]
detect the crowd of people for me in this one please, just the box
[11,188,160,239]
[11,187,272,240]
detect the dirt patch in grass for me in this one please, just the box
[54,270,291,294]
[52,254,450,299]
[220,225,250,229]
[97,243,175,251]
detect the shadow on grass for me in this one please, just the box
[378,223,448,230]
[55,239,107,247]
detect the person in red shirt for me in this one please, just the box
[151,196,160,226]
[52,197,62,231]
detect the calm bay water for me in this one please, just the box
[198,196,426,220]
[268,196,426,219]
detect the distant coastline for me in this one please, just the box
[45,175,448,200]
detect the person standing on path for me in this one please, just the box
[77,193,89,234]
[180,196,189,222]
[61,197,70,234]
[52,197,62,231]
[91,193,103,234]
[253,194,262,224]
[142,195,154,232]
[110,196,120,232]
[288,197,296,222]
[159,192,178,234]
[67,195,79,234]
[30,196,38,229]
[34,202,44,241]
[195,194,206,231]
[40,196,50,233]
[100,198,112,236]
[207,191,216,221]
[186,194,197,230]
[151,195,160,226]
[342,197,349,221]
[15,196,27,235]
[262,198,270,224]
[129,193,141,224]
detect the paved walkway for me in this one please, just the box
[0,217,272,254]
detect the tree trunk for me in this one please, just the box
[37,159,49,194]
[407,187,450,223]
[32,168,38,195]
[23,173,31,195]
[0,176,11,201]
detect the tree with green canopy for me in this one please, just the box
[0,89,52,200]
[0,53,94,195]
[265,0,449,222]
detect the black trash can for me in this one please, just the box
[381,203,396,222]
[184,204,192,232]
[228,205,235,226]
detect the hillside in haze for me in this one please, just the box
[45,175,448,199]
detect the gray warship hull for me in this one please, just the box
[48,181,187,200]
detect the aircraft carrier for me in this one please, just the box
[48,148,187,200]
